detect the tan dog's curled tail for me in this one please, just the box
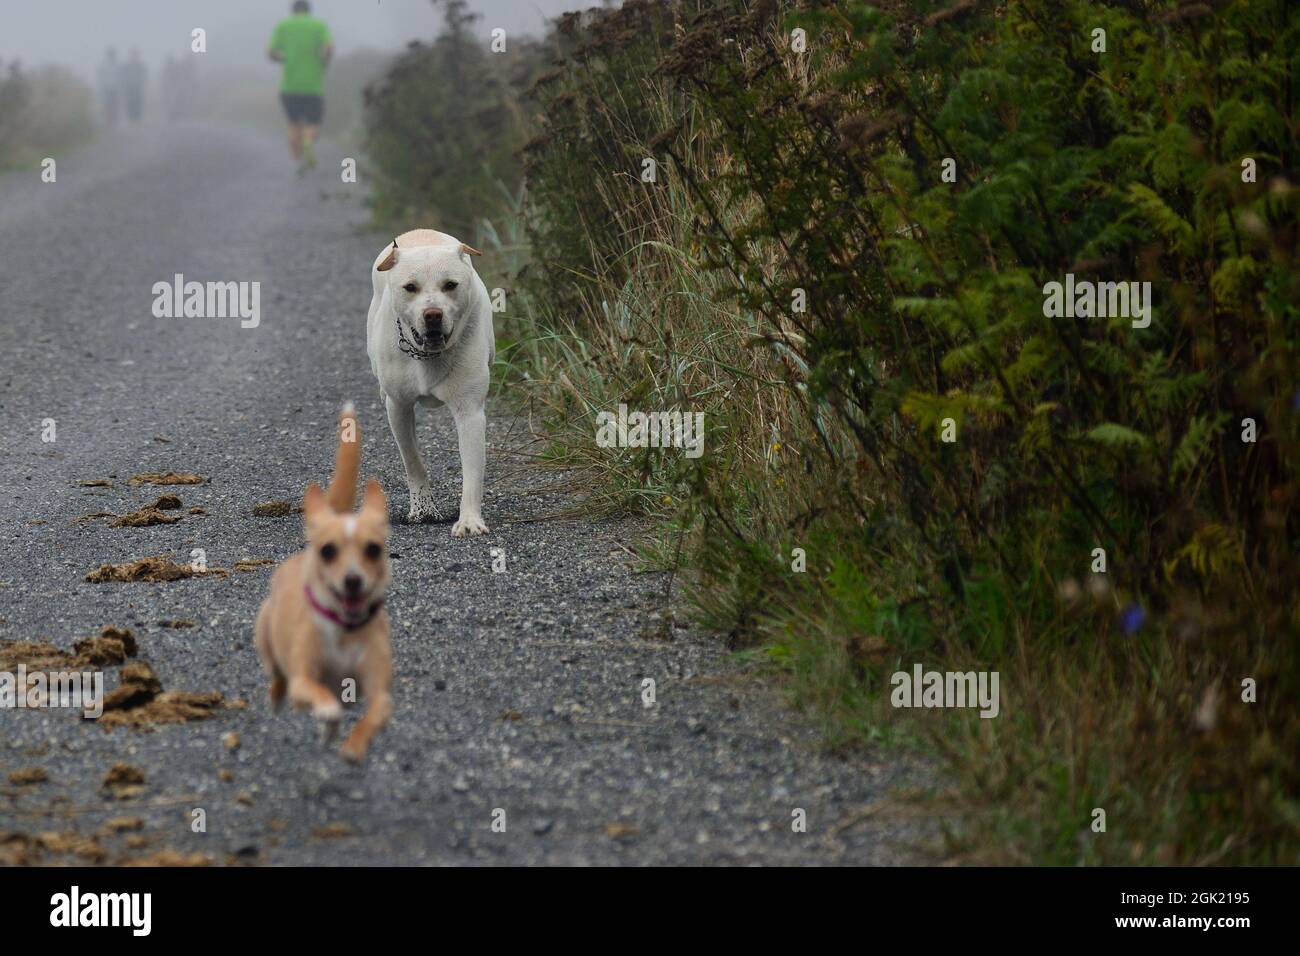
[326,402,361,513]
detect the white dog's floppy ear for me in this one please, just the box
[377,238,399,272]
[460,243,482,258]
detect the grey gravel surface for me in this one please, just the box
[0,123,933,865]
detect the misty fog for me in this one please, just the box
[0,0,582,79]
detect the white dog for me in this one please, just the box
[366,229,494,536]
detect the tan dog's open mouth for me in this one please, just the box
[332,588,371,613]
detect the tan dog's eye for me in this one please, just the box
[365,542,382,560]
[402,282,418,293]
[442,280,458,291]
[319,543,338,563]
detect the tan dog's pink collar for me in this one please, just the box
[304,584,384,630]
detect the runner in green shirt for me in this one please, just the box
[267,1,333,171]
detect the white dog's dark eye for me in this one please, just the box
[402,282,418,293]
[364,542,382,560]
[319,543,338,563]
[442,280,458,291]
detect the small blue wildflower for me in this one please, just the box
[1119,603,1146,635]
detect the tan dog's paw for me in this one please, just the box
[451,513,488,537]
[340,738,366,764]
[338,728,374,764]
[313,698,343,722]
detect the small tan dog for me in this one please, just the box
[254,403,393,761]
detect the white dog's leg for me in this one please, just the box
[449,400,488,537]
[385,396,440,522]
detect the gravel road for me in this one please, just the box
[0,123,932,865]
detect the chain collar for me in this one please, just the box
[395,315,447,361]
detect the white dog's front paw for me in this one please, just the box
[407,485,442,523]
[451,513,489,537]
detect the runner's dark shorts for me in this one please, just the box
[280,93,323,124]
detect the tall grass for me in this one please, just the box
[513,0,1300,865]
[0,62,94,169]
[365,0,1300,865]
[363,0,538,239]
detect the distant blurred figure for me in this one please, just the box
[268,0,332,172]
[122,49,147,123]
[97,48,121,126]
[161,56,179,120]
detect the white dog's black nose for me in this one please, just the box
[343,573,363,595]
[422,308,443,334]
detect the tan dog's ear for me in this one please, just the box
[376,240,399,272]
[460,243,482,257]
[303,482,327,518]
[362,478,387,514]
